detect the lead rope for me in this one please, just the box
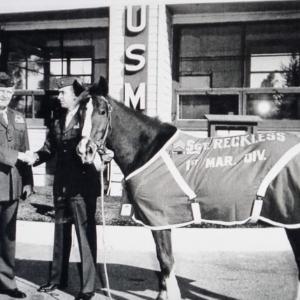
[100,165,113,300]
[105,162,112,196]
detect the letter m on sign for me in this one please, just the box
[124,82,146,110]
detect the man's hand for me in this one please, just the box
[21,185,33,201]
[18,151,39,165]
[93,152,105,172]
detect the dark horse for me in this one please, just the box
[77,77,300,300]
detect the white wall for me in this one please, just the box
[0,0,286,14]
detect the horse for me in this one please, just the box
[77,77,300,300]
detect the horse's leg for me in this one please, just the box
[152,229,181,300]
[286,229,300,300]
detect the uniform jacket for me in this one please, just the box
[0,107,33,201]
[36,109,100,203]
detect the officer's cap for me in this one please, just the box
[55,76,82,89]
[0,72,14,88]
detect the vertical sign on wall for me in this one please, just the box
[124,5,148,110]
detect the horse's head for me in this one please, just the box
[77,76,113,167]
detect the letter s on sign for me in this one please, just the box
[276,132,286,142]
[125,44,146,73]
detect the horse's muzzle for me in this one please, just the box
[77,138,97,164]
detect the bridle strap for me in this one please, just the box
[94,96,112,153]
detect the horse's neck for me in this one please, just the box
[107,101,176,177]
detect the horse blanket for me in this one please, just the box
[125,130,300,230]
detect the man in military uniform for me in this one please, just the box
[0,72,33,298]
[32,77,100,300]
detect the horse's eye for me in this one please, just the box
[100,110,106,115]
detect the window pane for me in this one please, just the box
[250,53,300,88]
[246,93,300,119]
[10,94,57,119]
[250,72,286,88]
[179,95,209,119]
[27,55,44,89]
[70,58,92,75]
[50,59,67,76]
[179,95,238,119]
[251,54,291,72]
[178,25,243,88]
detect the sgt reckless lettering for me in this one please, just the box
[183,132,286,171]
[186,132,285,154]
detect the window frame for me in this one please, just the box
[173,19,300,132]
[4,28,108,119]
[175,87,300,132]
[48,45,95,85]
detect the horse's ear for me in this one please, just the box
[73,79,85,97]
[98,76,108,96]
[89,76,108,96]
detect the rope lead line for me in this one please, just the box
[100,166,113,300]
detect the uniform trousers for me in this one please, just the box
[49,195,97,293]
[0,200,18,290]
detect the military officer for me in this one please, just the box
[32,77,100,300]
[0,72,33,298]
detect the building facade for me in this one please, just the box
[1,0,300,193]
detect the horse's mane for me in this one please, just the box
[103,95,177,172]
[107,95,177,134]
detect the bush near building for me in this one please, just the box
[18,187,265,228]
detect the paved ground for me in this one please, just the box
[2,223,299,300]
[5,250,299,300]
[2,277,73,300]
[3,275,110,300]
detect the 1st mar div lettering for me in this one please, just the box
[204,149,267,169]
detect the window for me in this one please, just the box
[50,57,92,83]
[178,95,239,120]
[3,28,108,118]
[50,59,67,76]
[175,24,243,89]
[250,53,297,88]
[48,45,94,87]
[174,20,300,125]
[246,93,300,120]
[70,58,92,77]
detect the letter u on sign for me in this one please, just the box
[127,5,146,33]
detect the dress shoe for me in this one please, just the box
[37,282,66,292]
[0,288,26,298]
[75,291,95,300]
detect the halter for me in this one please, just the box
[93,95,113,156]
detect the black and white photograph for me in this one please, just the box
[1,0,300,299]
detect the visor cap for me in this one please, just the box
[55,76,82,89]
